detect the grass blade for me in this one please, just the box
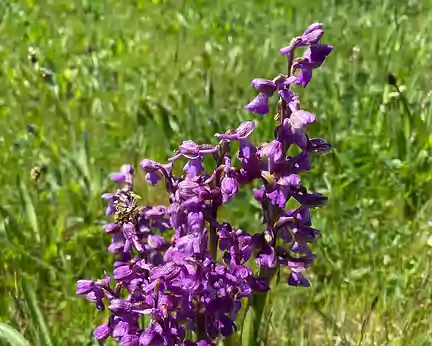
[17,177,40,243]
[22,278,53,346]
[0,323,31,346]
[358,295,379,346]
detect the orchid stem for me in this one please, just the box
[209,205,219,260]
[209,225,218,260]
[242,267,277,346]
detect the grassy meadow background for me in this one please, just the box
[1,0,432,345]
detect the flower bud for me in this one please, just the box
[251,78,276,96]
[300,23,324,46]
[76,280,94,295]
[109,299,132,315]
[148,235,167,249]
[93,324,111,341]
[221,176,239,204]
[140,159,161,173]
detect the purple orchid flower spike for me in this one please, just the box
[79,22,333,346]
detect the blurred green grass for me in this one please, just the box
[0,0,432,345]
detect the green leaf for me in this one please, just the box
[0,323,30,346]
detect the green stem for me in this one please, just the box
[209,206,219,260]
[242,290,268,346]
[287,45,295,78]
[242,267,278,346]
[209,226,218,260]
[196,312,206,341]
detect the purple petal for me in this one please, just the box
[104,223,120,234]
[286,256,315,273]
[139,326,164,346]
[293,226,321,243]
[111,173,127,184]
[245,93,270,115]
[218,314,234,337]
[148,235,166,249]
[197,341,214,346]
[295,193,328,208]
[221,176,239,204]
[309,44,334,65]
[106,203,117,216]
[114,265,133,280]
[140,159,161,173]
[292,152,311,173]
[307,138,332,154]
[291,241,313,255]
[177,179,200,200]
[278,174,301,188]
[303,23,324,36]
[288,272,311,287]
[259,140,284,161]
[121,334,139,346]
[179,140,200,158]
[184,157,204,178]
[101,193,114,200]
[295,69,313,88]
[280,227,293,243]
[95,275,111,287]
[187,211,204,233]
[109,299,132,315]
[144,207,166,221]
[300,23,324,46]
[297,207,312,226]
[253,188,265,203]
[266,189,287,209]
[113,321,129,339]
[283,75,297,87]
[93,324,111,341]
[123,222,137,238]
[108,242,124,255]
[280,45,292,56]
[236,121,256,139]
[120,164,134,175]
[76,280,93,295]
[146,172,161,186]
[239,139,257,159]
[256,246,277,268]
[278,89,295,104]
[290,110,316,129]
[251,78,276,96]
[151,262,181,281]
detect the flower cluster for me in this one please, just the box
[77,23,333,345]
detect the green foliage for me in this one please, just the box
[0,0,431,344]
[0,323,31,346]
